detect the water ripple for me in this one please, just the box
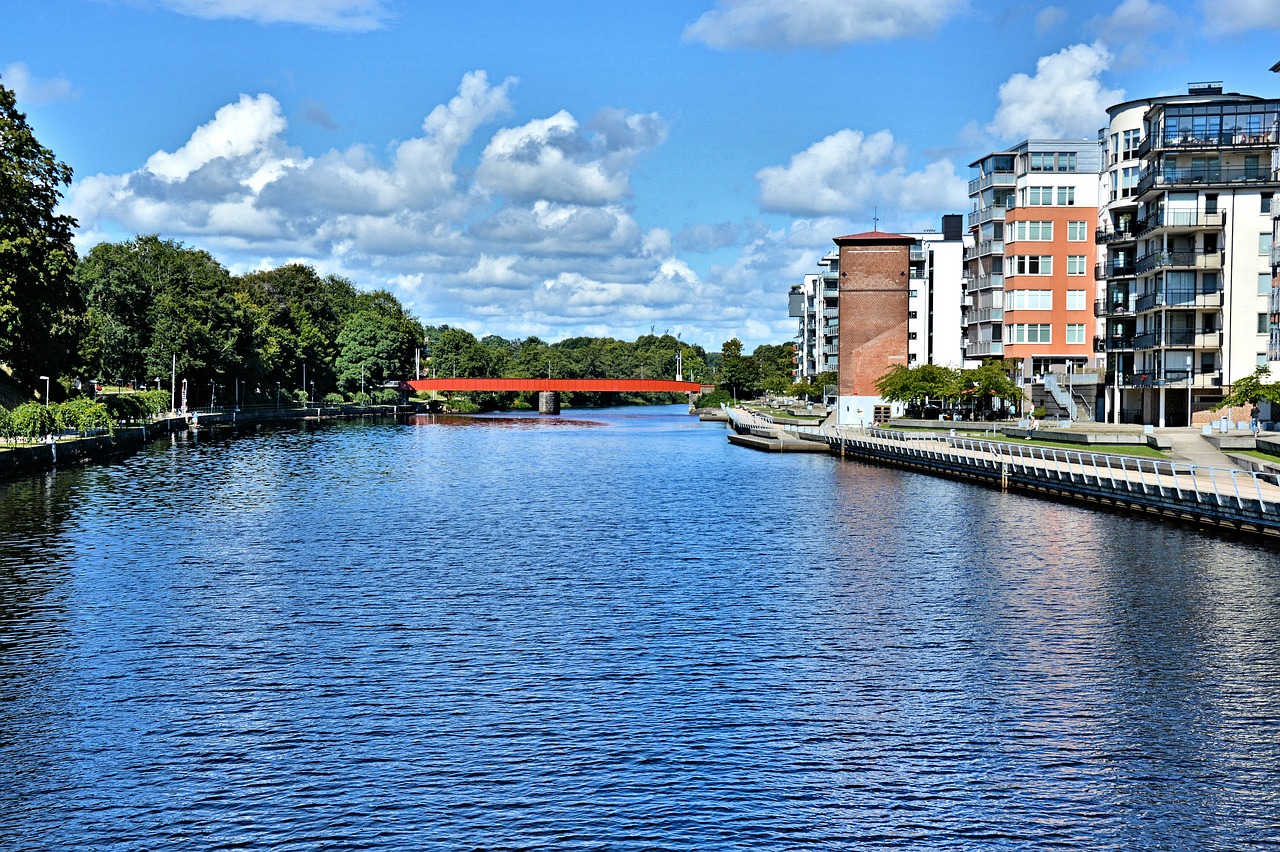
[2,408,1279,849]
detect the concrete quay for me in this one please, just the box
[726,408,1280,542]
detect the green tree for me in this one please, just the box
[0,80,83,386]
[334,309,414,393]
[1214,365,1280,410]
[718,338,759,400]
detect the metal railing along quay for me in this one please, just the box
[765,418,1280,541]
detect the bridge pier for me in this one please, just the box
[538,391,560,415]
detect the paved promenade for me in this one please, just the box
[726,408,1280,541]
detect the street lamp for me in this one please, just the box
[38,375,49,407]
[1187,354,1194,428]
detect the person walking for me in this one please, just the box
[1250,403,1260,436]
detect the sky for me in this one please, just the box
[5,0,1280,351]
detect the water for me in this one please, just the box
[2,405,1279,850]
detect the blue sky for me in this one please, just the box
[5,0,1280,350]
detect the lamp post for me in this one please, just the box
[276,381,281,410]
[38,375,49,407]
[1187,354,1194,427]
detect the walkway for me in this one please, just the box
[725,408,1280,541]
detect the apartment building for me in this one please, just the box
[964,140,1101,392]
[1098,82,1280,425]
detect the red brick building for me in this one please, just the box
[834,231,914,424]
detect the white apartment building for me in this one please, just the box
[1098,82,1280,425]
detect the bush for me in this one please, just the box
[0,406,11,442]
[294,390,310,405]
[10,402,55,441]
[445,395,480,414]
[323,392,345,406]
[104,393,149,424]
[695,389,733,409]
[350,392,372,406]
[373,388,400,405]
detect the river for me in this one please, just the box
[2,405,1278,849]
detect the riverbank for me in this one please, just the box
[0,404,415,482]
[725,408,1280,542]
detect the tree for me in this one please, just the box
[0,80,83,385]
[1214,365,1280,410]
[334,309,413,393]
[718,338,759,399]
[965,360,1024,415]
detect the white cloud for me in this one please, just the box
[1035,5,1067,36]
[683,0,968,50]
[151,0,391,31]
[1,62,78,104]
[987,42,1124,140]
[755,128,966,217]
[1202,0,1280,35]
[64,71,789,346]
[1092,0,1180,68]
[475,108,666,205]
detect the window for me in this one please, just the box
[908,332,918,340]
[1123,129,1140,153]
[1057,186,1076,206]
[1027,186,1053,205]
[1068,221,1088,241]
[1261,273,1273,295]
[1012,220,1053,241]
[1030,152,1052,171]
[1058,152,1077,171]
[1005,323,1052,344]
[1066,324,1086,344]
[1260,353,1271,368]
[1007,289,1053,310]
[1067,290,1086,311]
[1261,313,1271,334]
[1012,255,1053,275]
[1263,193,1273,214]
[908,311,918,319]
[1067,256,1088,275]
[1262,233,1274,255]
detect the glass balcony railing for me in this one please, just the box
[1134,249,1222,275]
[1137,163,1276,195]
[1134,209,1224,237]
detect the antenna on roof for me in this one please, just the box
[872,207,880,231]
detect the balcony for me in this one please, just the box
[1137,163,1277,195]
[1195,330,1223,349]
[823,307,839,318]
[1133,329,1201,349]
[1134,286,1222,313]
[967,273,1004,292]
[968,171,1016,195]
[1096,334,1135,351]
[970,307,1004,323]
[1117,369,1223,388]
[1134,209,1224,238]
[1137,128,1279,159]
[1096,228,1134,245]
[963,240,1004,261]
[1096,260,1137,280]
[1271,244,1280,268]
[966,205,1008,228]
[966,339,1004,357]
[1096,298,1136,317]
[1134,249,1222,276]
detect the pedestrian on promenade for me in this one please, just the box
[1026,413,1038,439]
[1250,403,1260,436]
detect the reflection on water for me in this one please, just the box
[1,406,1278,850]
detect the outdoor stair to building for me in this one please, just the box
[1032,374,1098,422]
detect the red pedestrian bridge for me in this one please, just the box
[405,377,704,413]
